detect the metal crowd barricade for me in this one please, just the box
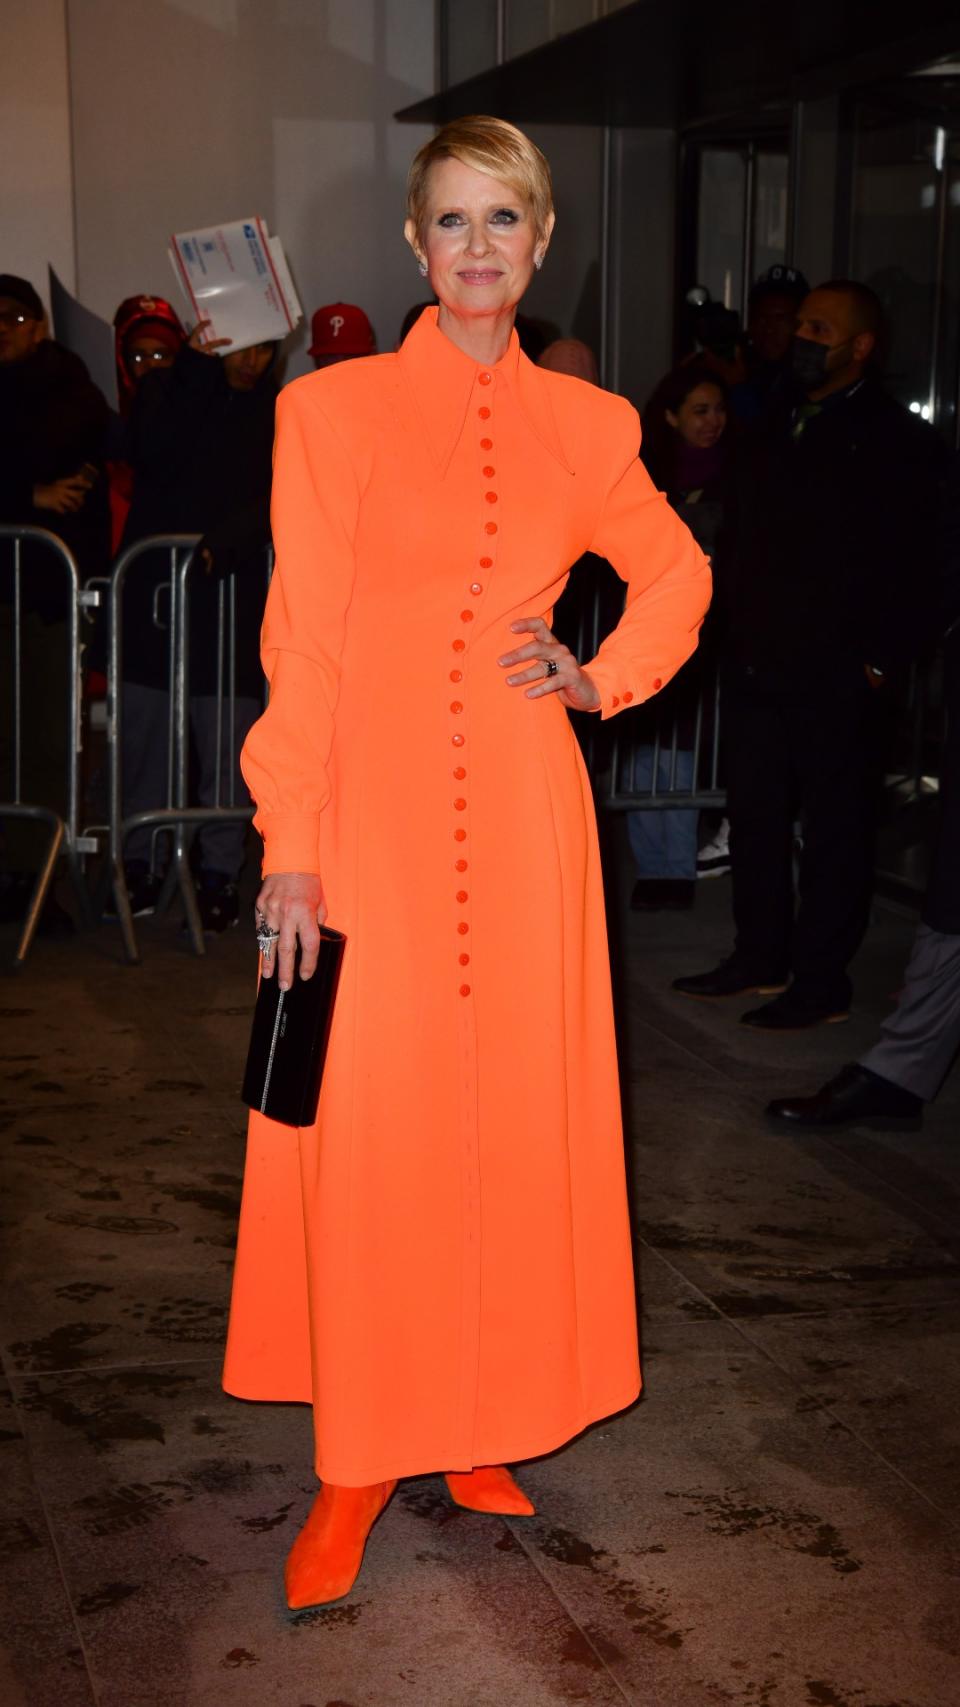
[102,534,268,964]
[0,526,97,966]
[566,572,726,813]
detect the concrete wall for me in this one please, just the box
[1,0,75,311]
[60,0,435,375]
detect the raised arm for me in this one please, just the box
[582,402,712,717]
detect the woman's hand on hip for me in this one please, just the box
[255,872,327,991]
[498,616,601,712]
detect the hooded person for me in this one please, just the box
[107,295,185,551]
[116,324,280,929]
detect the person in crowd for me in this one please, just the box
[674,279,945,1029]
[728,265,809,424]
[107,295,184,551]
[538,337,599,384]
[0,273,110,573]
[117,323,279,930]
[222,114,711,1612]
[0,273,110,927]
[309,302,376,369]
[766,452,960,1127]
[627,364,731,910]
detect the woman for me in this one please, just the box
[626,366,732,909]
[223,116,711,1610]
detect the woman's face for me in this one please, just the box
[406,156,551,322]
[666,383,727,450]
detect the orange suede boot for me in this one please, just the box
[284,1479,397,1610]
[444,1465,535,1516]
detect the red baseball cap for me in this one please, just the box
[309,302,375,357]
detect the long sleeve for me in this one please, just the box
[240,382,360,874]
[583,403,712,718]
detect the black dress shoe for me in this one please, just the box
[631,878,695,912]
[673,955,788,999]
[741,990,850,1030]
[766,1063,923,1130]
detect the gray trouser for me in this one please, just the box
[861,924,960,1102]
[122,682,258,879]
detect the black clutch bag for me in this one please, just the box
[241,927,346,1127]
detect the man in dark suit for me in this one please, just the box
[766,453,960,1124]
[674,279,945,1030]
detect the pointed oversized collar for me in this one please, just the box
[397,306,573,477]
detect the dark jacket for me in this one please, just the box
[717,378,946,690]
[923,453,960,935]
[0,339,110,614]
[121,343,276,693]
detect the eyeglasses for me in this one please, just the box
[129,349,174,368]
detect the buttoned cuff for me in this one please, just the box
[254,810,323,876]
[582,659,663,720]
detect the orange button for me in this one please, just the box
[653,677,662,690]
[455,858,467,871]
[454,827,466,840]
[485,492,498,504]
[478,406,491,419]
[484,522,498,535]
[450,701,463,714]
[452,733,465,747]
[478,372,492,386]
[459,952,470,965]
[452,638,466,652]
[482,466,495,478]
[623,691,634,703]
[480,437,493,450]
[460,610,474,622]
[470,583,482,595]
[454,797,467,810]
[611,696,620,708]
[450,669,462,683]
[453,766,466,779]
[479,556,493,569]
[456,890,468,903]
[457,921,469,934]
[459,984,471,996]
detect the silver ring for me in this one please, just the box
[256,924,280,956]
[544,658,559,678]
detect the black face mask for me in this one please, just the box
[791,334,851,392]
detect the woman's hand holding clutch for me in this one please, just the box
[255,873,327,991]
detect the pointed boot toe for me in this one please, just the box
[444,1465,535,1516]
[284,1479,396,1610]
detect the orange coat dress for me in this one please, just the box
[222,308,711,1486]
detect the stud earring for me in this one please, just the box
[534,255,543,271]
[418,261,428,277]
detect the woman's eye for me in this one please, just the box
[437,213,463,228]
[491,209,519,224]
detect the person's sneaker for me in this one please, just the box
[741,990,850,1030]
[766,1063,922,1130]
[673,955,788,999]
[196,874,240,935]
[631,878,695,912]
[103,862,163,920]
[696,819,730,879]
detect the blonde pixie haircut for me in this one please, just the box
[407,115,554,244]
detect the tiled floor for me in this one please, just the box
[1,862,958,1707]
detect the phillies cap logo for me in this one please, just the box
[329,313,345,338]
